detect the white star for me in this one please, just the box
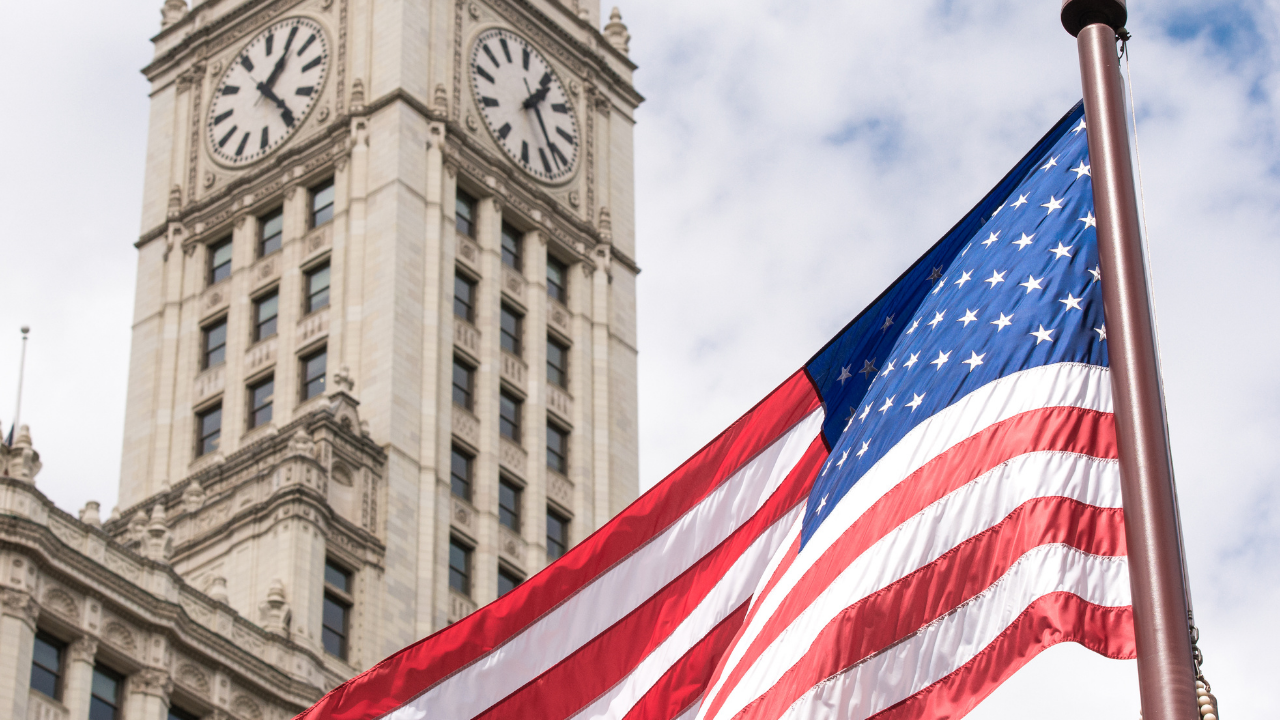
[930,350,951,370]
[962,351,986,372]
[1088,265,1102,282]
[928,266,943,282]
[879,395,895,413]
[836,449,850,469]
[927,311,946,329]
[1071,161,1091,178]
[880,359,896,377]
[1041,195,1064,214]
[955,271,973,288]
[837,365,852,384]
[903,351,920,369]
[961,243,971,257]
[905,393,925,411]
[1049,242,1073,259]
[1041,156,1059,172]
[1095,324,1107,340]
[816,494,828,512]
[982,231,1000,247]
[843,407,856,432]
[1010,194,1029,209]
[1013,233,1035,250]
[906,318,920,335]
[1080,211,1097,229]
[1030,324,1055,345]
[984,270,1006,288]
[860,359,878,379]
[1060,293,1083,311]
[932,278,948,295]
[856,440,870,458]
[991,312,1014,331]
[1019,275,1044,294]
[881,314,894,331]
[958,308,979,327]
[859,404,872,421]
[1071,119,1087,134]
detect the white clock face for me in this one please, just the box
[470,29,580,183]
[207,17,330,166]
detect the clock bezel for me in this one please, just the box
[468,26,582,186]
[205,15,333,170]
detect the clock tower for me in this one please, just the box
[117,0,641,687]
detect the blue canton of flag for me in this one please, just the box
[802,103,1103,545]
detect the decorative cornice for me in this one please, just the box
[0,587,38,626]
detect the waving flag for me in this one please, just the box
[297,102,1133,720]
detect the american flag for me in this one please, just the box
[296,103,1134,720]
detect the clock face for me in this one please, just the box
[207,17,330,167]
[469,29,580,183]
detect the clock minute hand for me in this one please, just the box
[531,104,559,169]
[262,27,298,92]
[256,82,296,127]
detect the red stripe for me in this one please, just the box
[872,593,1136,720]
[702,406,1116,720]
[475,438,827,719]
[621,602,752,720]
[733,497,1126,720]
[296,371,821,720]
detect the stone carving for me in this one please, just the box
[160,0,188,30]
[451,409,479,449]
[204,171,216,188]
[233,695,264,720]
[206,576,229,604]
[287,430,316,459]
[466,114,478,133]
[568,190,580,208]
[298,306,330,343]
[0,424,42,482]
[0,588,39,625]
[433,83,449,111]
[167,184,183,219]
[452,499,474,533]
[133,668,173,699]
[457,236,479,265]
[548,302,571,334]
[349,78,365,113]
[176,662,211,697]
[331,365,355,393]
[454,320,480,358]
[598,206,613,242]
[103,620,138,654]
[502,265,526,302]
[142,503,173,562]
[43,586,79,620]
[603,7,631,55]
[79,501,103,527]
[69,636,98,664]
[500,351,526,392]
[448,591,477,624]
[258,579,291,636]
[547,383,572,421]
[499,525,523,564]
[182,481,206,514]
[468,2,480,19]
[499,438,526,477]
[548,472,573,508]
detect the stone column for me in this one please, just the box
[0,588,38,720]
[63,636,98,720]
[125,668,172,720]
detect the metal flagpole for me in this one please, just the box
[11,326,29,443]
[1060,3,1199,720]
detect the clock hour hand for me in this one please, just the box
[531,104,559,169]
[256,82,296,127]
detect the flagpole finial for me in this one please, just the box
[1060,0,1127,37]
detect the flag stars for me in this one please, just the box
[1072,119,1087,134]
[860,404,872,421]
[1072,161,1091,178]
[880,360,896,377]
[1089,265,1102,282]
[928,266,943,282]
[1010,194,1029,209]
[1041,196,1064,214]
[857,440,870,458]
[1049,242,1073,259]
[958,309,979,327]
[879,395,895,413]
[1080,212,1097,229]
[906,318,920,335]
[991,203,1005,217]
[1013,233,1035,250]
[1041,156,1059,172]
[837,365,852,385]
[881,315,895,331]
[955,271,973,288]
[1030,325,1055,345]
[962,351,986,372]
[991,312,1014,331]
[982,231,1001,247]
[860,359,878,379]
[985,270,1006,288]
[928,311,946,329]
[843,407,857,432]
[930,350,951,370]
[904,351,920,369]
[932,278,948,295]
[1095,324,1107,340]
[816,494,828,513]
[905,393,925,411]
[1060,293,1083,311]
[836,449,850,469]
[1019,275,1045,294]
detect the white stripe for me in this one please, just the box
[570,504,805,720]
[674,699,704,720]
[385,408,825,720]
[705,451,1120,720]
[702,361,1110,709]
[778,547,1131,720]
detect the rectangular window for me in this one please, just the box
[306,264,331,314]
[500,305,522,357]
[259,207,284,257]
[197,405,221,457]
[89,665,123,720]
[254,291,279,341]
[449,538,472,596]
[453,273,476,323]
[311,178,335,227]
[546,338,568,389]
[302,348,327,401]
[208,239,232,285]
[450,447,473,501]
[547,508,569,562]
[499,391,521,443]
[30,632,64,700]
[547,257,567,303]
[499,479,522,531]
[249,376,274,429]
[452,358,474,410]
[547,423,568,475]
[501,223,523,270]
[456,191,476,237]
[498,568,523,598]
[322,560,352,659]
[203,319,227,369]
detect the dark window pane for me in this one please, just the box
[450,448,472,500]
[325,561,351,593]
[501,223,522,270]
[546,339,568,388]
[249,377,273,428]
[499,393,521,442]
[322,594,348,658]
[449,539,471,596]
[90,666,121,720]
[547,509,568,561]
[312,179,335,227]
[500,306,522,356]
[456,192,476,237]
[260,208,284,256]
[255,293,279,341]
[30,633,62,699]
[90,697,118,720]
[547,258,567,303]
[452,359,473,410]
[210,240,232,284]
[453,274,475,322]
[498,569,522,597]
[198,406,222,457]
[307,265,331,314]
[30,666,58,699]
[204,320,227,369]
[547,424,568,475]
[303,349,327,400]
[499,480,521,531]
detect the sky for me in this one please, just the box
[1,0,1277,717]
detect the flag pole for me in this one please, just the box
[11,326,30,442]
[1060,3,1198,719]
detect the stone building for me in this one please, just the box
[1,0,641,718]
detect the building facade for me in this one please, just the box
[1,0,640,718]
